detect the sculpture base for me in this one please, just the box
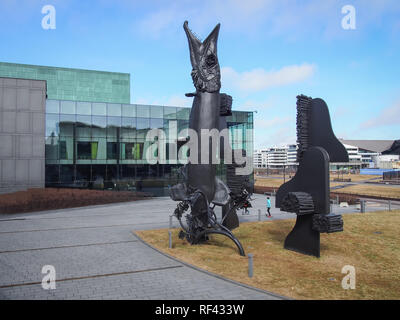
[284,214,320,258]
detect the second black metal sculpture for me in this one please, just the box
[169,21,250,256]
[276,95,349,257]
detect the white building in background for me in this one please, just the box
[254,139,399,170]
[339,139,396,168]
[373,154,400,169]
[266,147,288,169]
[253,150,263,168]
[342,144,362,163]
[287,144,298,167]
[253,144,298,169]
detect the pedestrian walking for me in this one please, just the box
[266,197,272,217]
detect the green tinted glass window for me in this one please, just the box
[47,100,60,113]
[150,105,163,118]
[0,62,130,103]
[137,105,150,118]
[122,104,136,117]
[77,102,91,115]
[46,114,59,137]
[92,103,107,116]
[60,101,76,114]
[107,103,121,117]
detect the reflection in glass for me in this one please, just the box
[76,165,91,182]
[91,138,106,160]
[163,119,177,140]
[107,142,118,160]
[121,117,136,139]
[137,105,150,118]
[77,102,91,115]
[60,101,76,114]
[46,100,60,114]
[59,114,75,136]
[150,105,163,118]
[107,116,121,127]
[164,106,177,119]
[150,118,164,129]
[92,116,107,138]
[122,104,136,117]
[106,165,118,181]
[92,165,106,182]
[46,114,59,137]
[137,118,150,139]
[60,165,74,183]
[107,103,122,117]
[176,107,190,120]
[59,141,68,160]
[45,135,59,160]
[45,165,59,183]
[59,136,74,160]
[77,142,92,160]
[76,115,91,138]
[92,103,107,116]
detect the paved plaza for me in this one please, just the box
[0,195,396,300]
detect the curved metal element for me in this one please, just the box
[194,229,245,256]
[177,215,190,234]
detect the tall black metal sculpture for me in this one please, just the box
[169,21,251,256]
[276,95,349,257]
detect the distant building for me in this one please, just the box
[254,139,399,171]
[0,62,254,195]
[253,144,298,169]
[339,139,398,169]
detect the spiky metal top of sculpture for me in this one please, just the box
[183,21,221,93]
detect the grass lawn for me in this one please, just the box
[335,184,400,199]
[254,178,288,188]
[136,210,400,300]
[255,178,355,189]
[330,174,381,182]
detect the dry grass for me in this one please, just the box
[136,210,400,300]
[330,174,381,182]
[335,185,400,199]
[255,178,355,189]
[254,178,287,188]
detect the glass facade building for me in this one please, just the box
[45,99,254,196]
[0,62,130,103]
[0,62,253,196]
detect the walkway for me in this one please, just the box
[0,197,283,300]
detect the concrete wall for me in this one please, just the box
[0,77,46,194]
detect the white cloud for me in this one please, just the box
[360,100,400,129]
[255,116,291,128]
[134,0,400,40]
[256,126,296,149]
[221,63,316,93]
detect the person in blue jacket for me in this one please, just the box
[266,197,272,217]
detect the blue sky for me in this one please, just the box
[0,0,399,149]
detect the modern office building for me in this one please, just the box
[253,146,295,169]
[0,62,254,195]
[286,144,298,167]
[338,139,398,169]
[255,139,399,171]
[0,62,130,103]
